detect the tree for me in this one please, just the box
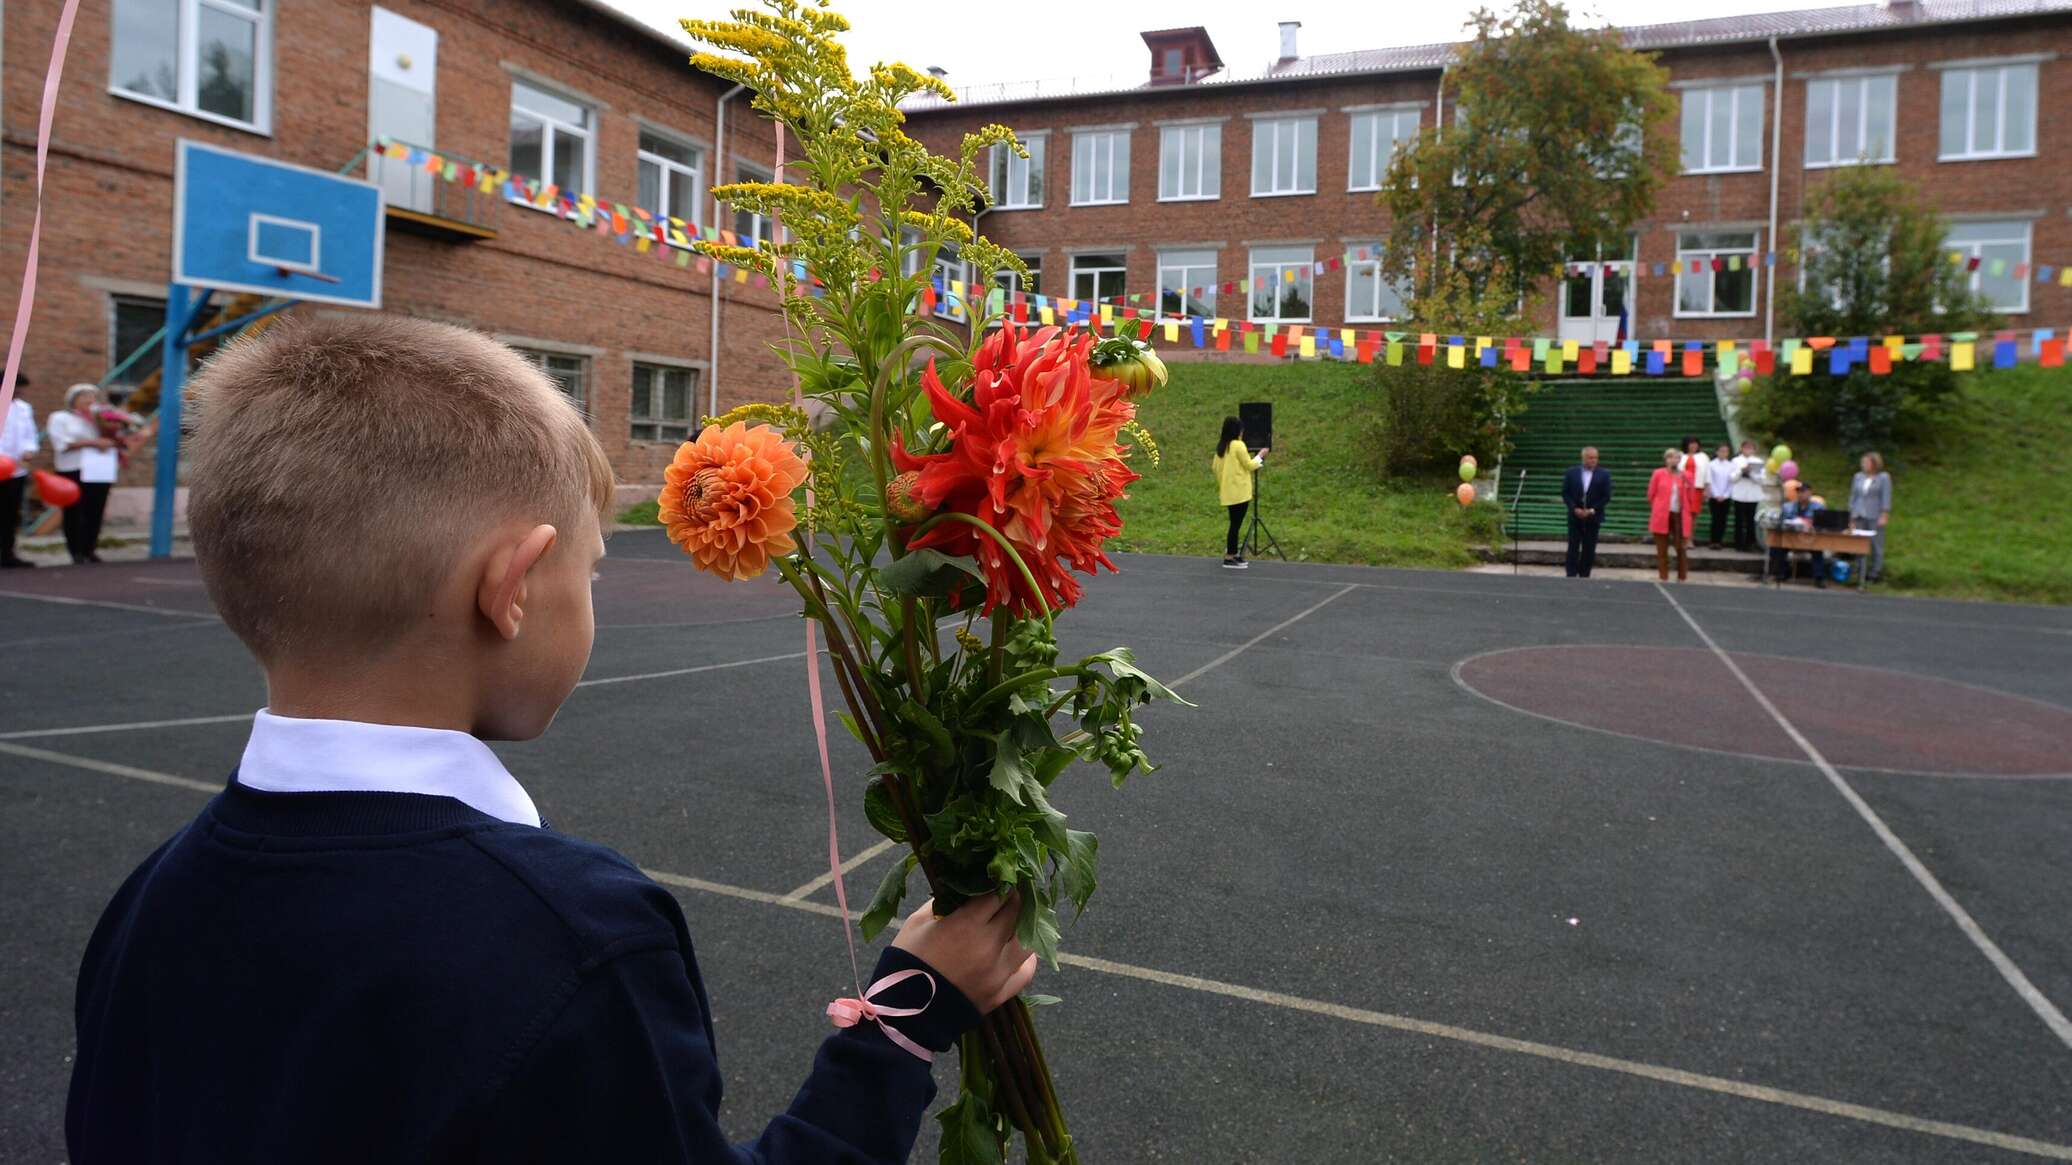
[1745,165,1987,453]
[1380,0,1676,308]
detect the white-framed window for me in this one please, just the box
[630,362,698,442]
[1070,130,1130,206]
[1248,246,1314,322]
[1156,249,1216,321]
[1679,84,1763,173]
[994,252,1041,297]
[638,129,703,232]
[1348,108,1419,191]
[1805,74,1897,167]
[1945,220,2031,313]
[509,79,593,195]
[990,134,1046,209]
[1345,247,1410,322]
[1250,116,1317,196]
[732,162,775,246]
[1674,231,1758,318]
[932,244,971,323]
[1158,124,1221,201]
[514,348,591,418]
[111,0,272,132]
[1069,252,1126,305]
[1939,63,2038,160]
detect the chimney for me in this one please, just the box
[1278,21,1301,63]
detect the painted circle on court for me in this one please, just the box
[1454,645,2072,779]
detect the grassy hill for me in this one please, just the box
[1109,361,1503,566]
[1750,363,2072,605]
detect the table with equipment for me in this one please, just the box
[1767,527,1876,591]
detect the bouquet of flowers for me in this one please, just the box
[667,4,1180,1161]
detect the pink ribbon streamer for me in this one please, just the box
[776,125,933,1063]
[1,0,82,420]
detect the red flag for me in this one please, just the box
[1577,348,1597,374]
[1966,256,1981,272]
[1416,342,1435,366]
[1271,331,1288,357]
[1510,347,1530,372]
[1356,341,1376,363]
[1137,320,1153,341]
[1216,327,1231,352]
[2042,338,2065,368]
[1868,346,1892,375]
[1753,344,1775,375]
[1681,349,1702,376]
[919,287,936,314]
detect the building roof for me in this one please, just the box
[907,0,2072,112]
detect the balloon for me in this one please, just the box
[0,453,15,478]
[1765,457,1781,475]
[1459,454,1477,467]
[33,469,80,508]
[1771,443,1792,463]
[1783,480,1801,501]
[1779,459,1799,481]
[1458,461,1477,483]
[1455,483,1476,506]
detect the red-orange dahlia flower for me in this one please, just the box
[892,324,1139,615]
[659,421,810,581]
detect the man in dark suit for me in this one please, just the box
[1563,446,1611,578]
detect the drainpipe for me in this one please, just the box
[1431,64,1448,275]
[1765,37,1783,344]
[708,82,747,420]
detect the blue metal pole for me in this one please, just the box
[149,283,209,559]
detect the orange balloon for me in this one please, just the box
[34,469,80,508]
[0,453,15,478]
[1455,483,1476,506]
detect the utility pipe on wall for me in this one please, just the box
[1765,36,1783,344]
[708,82,746,421]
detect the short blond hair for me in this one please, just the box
[187,315,614,663]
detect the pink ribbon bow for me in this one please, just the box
[827,967,937,1063]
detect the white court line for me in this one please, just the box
[0,652,815,740]
[0,589,220,620]
[10,742,2071,1161]
[1166,583,1359,689]
[1654,582,2072,1051]
[781,838,898,901]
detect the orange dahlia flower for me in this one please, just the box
[893,324,1138,615]
[659,421,810,581]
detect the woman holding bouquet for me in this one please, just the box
[46,385,125,565]
[1212,416,1265,569]
[1647,446,1699,582]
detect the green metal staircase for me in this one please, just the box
[1503,378,1731,539]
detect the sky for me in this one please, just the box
[605,0,1811,91]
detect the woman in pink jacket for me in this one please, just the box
[1647,446,1701,581]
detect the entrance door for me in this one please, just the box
[368,8,438,214]
[1558,239,1635,344]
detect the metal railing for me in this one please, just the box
[366,139,496,232]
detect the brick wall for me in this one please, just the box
[910,13,2072,345]
[1,0,795,491]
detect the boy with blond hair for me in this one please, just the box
[66,315,1033,1163]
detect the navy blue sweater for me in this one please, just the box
[67,778,976,1163]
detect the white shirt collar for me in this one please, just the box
[236,709,541,827]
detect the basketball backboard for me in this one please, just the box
[172,140,384,309]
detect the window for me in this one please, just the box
[1805,74,1896,167]
[732,163,775,246]
[1939,63,2038,160]
[515,349,590,417]
[1158,124,1221,201]
[1348,108,1418,191]
[1069,253,1126,305]
[994,253,1041,298]
[638,130,703,231]
[1162,48,1182,76]
[1070,130,1130,205]
[932,244,970,323]
[108,295,184,396]
[111,0,271,132]
[1248,246,1313,322]
[1679,84,1763,172]
[1675,231,1758,317]
[990,134,1046,209]
[1250,116,1317,196]
[630,363,698,442]
[1345,247,1409,322]
[1945,220,2031,312]
[1156,250,1216,321]
[509,80,592,195]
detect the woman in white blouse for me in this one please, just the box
[46,384,122,564]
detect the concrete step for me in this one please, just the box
[1504,539,1765,573]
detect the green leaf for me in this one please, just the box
[862,776,907,843]
[876,548,985,600]
[858,853,915,941]
[1015,878,1061,967]
[1022,993,1062,1008]
[1061,829,1099,918]
[934,1094,1005,1165]
[1083,646,1190,707]
[986,730,1030,804]
[1025,786,1070,853]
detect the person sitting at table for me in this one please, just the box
[1768,485,1827,589]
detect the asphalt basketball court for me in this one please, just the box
[3,530,2069,1161]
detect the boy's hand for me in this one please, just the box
[891,895,1037,1013]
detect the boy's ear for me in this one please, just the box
[478,524,559,641]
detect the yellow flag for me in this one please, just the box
[1951,341,1975,371]
[1039,306,1055,325]
[2060,268,2072,287]
[1716,339,1735,359]
[1790,346,1814,375]
[1612,348,1633,375]
[734,266,749,283]
[1545,350,1563,374]
[1476,336,1493,354]
[1883,334,1904,353]
[1213,318,1228,331]
[1447,344,1465,369]
[1165,321,1179,342]
[1100,305,1113,325]
[1298,335,1316,358]
[1561,339,1580,361]
[1341,329,1355,346]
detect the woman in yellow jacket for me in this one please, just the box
[1212,415,1266,569]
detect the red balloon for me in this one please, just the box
[33,469,79,508]
[0,453,15,478]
